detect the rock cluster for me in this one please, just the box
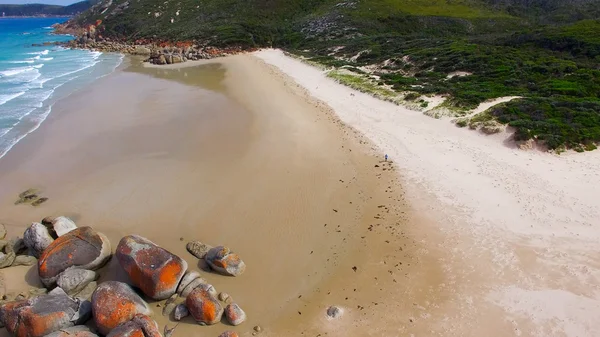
[0,216,249,337]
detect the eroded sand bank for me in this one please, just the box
[0,55,445,336]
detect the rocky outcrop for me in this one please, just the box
[116,235,188,300]
[38,227,111,288]
[205,246,246,277]
[0,287,92,337]
[186,241,212,259]
[186,284,223,325]
[224,303,246,326]
[91,281,152,336]
[106,314,161,337]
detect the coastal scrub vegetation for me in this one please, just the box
[73,0,600,151]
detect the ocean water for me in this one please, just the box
[0,17,123,159]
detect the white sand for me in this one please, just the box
[255,49,600,336]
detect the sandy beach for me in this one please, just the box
[1,48,599,337]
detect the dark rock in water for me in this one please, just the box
[106,314,161,337]
[91,281,151,336]
[44,325,99,337]
[57,269,97,296]
[327,305,343,318]
[224,303,246,326]
[173,304,189,321]
[186,283,223,325]
[205,246,246,277]
[31,197,48,206]
[38,227,111,288]
[12,255,37,267]
[186,241,212,259]
[116,235,187,300]
[0,287,91,337]
[23,222,54,258]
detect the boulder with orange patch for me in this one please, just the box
[218,332,239,337]
[116,235,188,300]
[91,281,152,336]
[38,226,111,288]
[186,283,223,325]
[106,314,161,337]
[204,246,246,276]
[0,288,91,337]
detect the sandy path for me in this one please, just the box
[255,49,600,337]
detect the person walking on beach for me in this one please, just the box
[385,154,388,162]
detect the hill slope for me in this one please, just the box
[0,0,98,17]
[70,0,600,151]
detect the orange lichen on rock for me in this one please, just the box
[116,235,187,300]
[91,281,151,336]
[186,284,223,325]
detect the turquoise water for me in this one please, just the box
[0,17,123,159]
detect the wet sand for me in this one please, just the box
[0,55,444,336]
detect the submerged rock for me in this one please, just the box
[116,235,187,300]
[186,283,223,325]
[91,281,152,336]
[38,227,111,288]
[205,246,246,276]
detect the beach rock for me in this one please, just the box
[106,314,161,337]
[205,246,246,277]
[327,305,343,319]
[218,292,232,303]
[133,46,151,55]
[0,224,6,240]
[9,238,27,255]
[116,235,188,300]
[172,55,183,63]
[186,284,223,325]
[161,293,178,316]
[51,216,78,237]
[12,255,37,267]
[74,281,97,301]
[0,252,15,269]
[173,304,189,321]
[254,325,262,332]
[23,222,54,258]
[91,281,152,336]
[57,269,97,296]
[179,275,207,297]
[186,241,212,259]
[218,332,239,337]
[176,270,200,294]
[44,326,99,337]
[156,55,166,65]
[0,287,91,337]
[224,303,246,326]
[38,227,111,288]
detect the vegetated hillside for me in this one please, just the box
[75,0,600,151]
[0,0,98,17]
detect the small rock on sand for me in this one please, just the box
[162,293,178,316]
[327,305,343,319]
[204,246,246,277]
[224,303,246,326]
[218,292,231,303]
[219,332,239,337]
[186,241,212,259]
[173,303,189,321]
